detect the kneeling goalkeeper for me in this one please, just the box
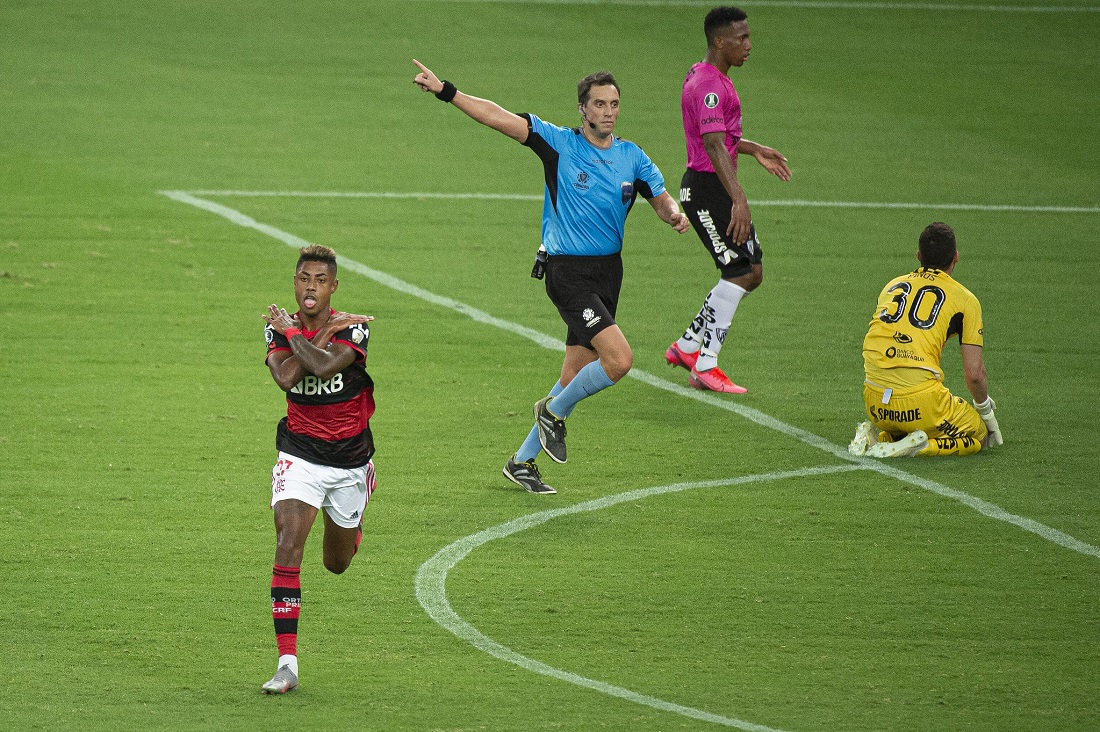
[848,222,1003,458]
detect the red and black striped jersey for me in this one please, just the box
[265,316,375,468]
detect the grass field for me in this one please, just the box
[3,1,1099,730]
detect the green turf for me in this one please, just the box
[2,1,1098,730]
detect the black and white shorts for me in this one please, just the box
[680,168,763,279]
[544,252,622,349]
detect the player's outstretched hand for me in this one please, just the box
[670,211,691,234]
[262,304,300,334]
[328,311,374,326]
[754,146,791,182]
[413,59,443,95]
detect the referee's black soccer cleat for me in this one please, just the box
[503,456,557,495]
[533,396,568,464]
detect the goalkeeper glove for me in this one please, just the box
[973,396,1003,447]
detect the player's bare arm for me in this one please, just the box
[702,130,751,244]
[737,139,791,181]
[647,191,691,233]
[961,343,1002,446]
[960,343,989,404]
[412,59,529,143]
[263,305,361,387]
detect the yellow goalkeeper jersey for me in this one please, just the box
[863,267,983,389]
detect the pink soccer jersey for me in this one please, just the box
[682,62,742,173]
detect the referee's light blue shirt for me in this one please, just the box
[520,113,667,257]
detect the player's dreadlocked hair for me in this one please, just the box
[918,222,957,270]
[297,244,337,275]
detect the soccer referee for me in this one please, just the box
[413,59,690,494]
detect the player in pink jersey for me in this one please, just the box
[666,6,791,393]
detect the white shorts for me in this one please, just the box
[271,452,376,528]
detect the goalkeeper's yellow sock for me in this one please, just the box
[918,434,983,456]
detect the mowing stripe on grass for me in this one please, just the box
[179,190,1100,214]
[159,188,1100,561]
[416,464,861,731]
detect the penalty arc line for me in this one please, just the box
[415,464,865,732]
[157,188,1100,562]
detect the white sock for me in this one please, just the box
[694,280,747,372]
[278,654,299,676]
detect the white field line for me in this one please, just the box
[415,464,863,732]
[163,187,1099,727]
[158,189,1100,560]
[426,0,1100,12]
[178,190,1100,214]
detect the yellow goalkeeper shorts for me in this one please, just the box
[863,378,988,450]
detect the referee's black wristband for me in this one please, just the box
[435,80,457,103]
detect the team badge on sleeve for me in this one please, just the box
[350,324,369,344]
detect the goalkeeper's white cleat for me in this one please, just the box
[261,664,299,694]
[848,421,879,456]
[867,430,928,458]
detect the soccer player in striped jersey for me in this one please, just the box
[848,222,1003,457]
[412,59,690,494]
[666,6,791,394]
[259,244,376,693]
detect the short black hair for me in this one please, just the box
[918,222,957,270]
[297,243,337,275]
[705,6,748,45]
[578,71,619,105]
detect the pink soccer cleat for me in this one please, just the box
[665,342,699,371]
[689,366,747,394]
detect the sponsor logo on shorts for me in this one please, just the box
[932,435,978,453]
[935,420,971,439]
[582,308,601,328]
[704,93,719,109]
[696,209,733,265]
[873,406,922,422]
[679,187,691,202]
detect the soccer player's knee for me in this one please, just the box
[324,555,352,575]
[604,350,633,382]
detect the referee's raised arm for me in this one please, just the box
[412,59,529,143]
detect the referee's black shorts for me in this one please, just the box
[679,168,762,279]
[544,252,622,349]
